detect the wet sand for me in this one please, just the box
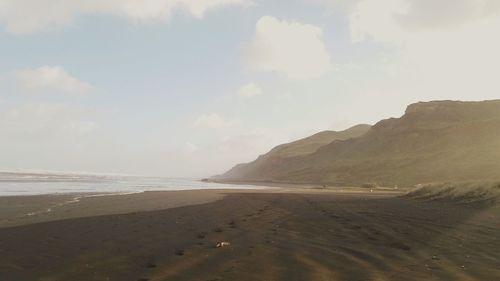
[0,190,228,228]
[0,189,499,281]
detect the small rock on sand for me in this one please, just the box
[216,241,231,248]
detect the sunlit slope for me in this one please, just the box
[215,124,371,181]
[215,100,500,186]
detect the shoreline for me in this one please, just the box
[0,189,239,228]
[0,185,405,229]
[23,191,148,217]
[0,179,274,198]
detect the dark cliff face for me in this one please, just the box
[215,100,500,187]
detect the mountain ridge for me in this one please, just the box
[215,124,372,181]
[214,100,500,187]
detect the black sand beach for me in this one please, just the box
[0,189,499,281]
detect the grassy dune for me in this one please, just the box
[406,181,500,204]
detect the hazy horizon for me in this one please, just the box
[1,0,499,177]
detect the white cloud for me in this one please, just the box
[237,82,263,98]
[185,127,290,176]
[349,0,407,43]
[215,128,288,156]
[309,0,363,13]
[396,0,500,30]
[0,0,252,34]
[0,101,109,173]
[346,0,500,99]
[193,113,238,129]
[14,66,92,95]
[183,142,199,154]
[0,102,97,139]
[349,0,500,43]
[244,16,333,80]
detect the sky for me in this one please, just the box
[0,0,499,177]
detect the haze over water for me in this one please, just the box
[0,171,263,196]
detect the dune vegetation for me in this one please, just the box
[406,181,500,205]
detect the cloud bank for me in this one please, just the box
[237,82,263,98]
[14,66,92,95]
[346,0,500,99]
[0,0,252,34]
[244,16,333,80]
[194,113,239,129]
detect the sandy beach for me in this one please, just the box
[0,190,228,228]
[0,188,499,281]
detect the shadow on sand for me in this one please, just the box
[0,192,499,281]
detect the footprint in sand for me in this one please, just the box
[350,225,362,230]
[228,220,237,228]
[389,242,411,251]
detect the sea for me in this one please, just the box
[0,170,264,196]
